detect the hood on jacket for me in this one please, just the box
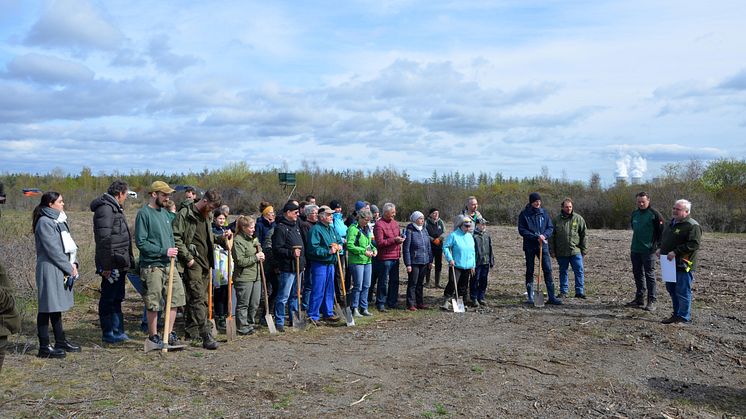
[90,193,122,213]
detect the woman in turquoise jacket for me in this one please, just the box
[441,215,476,310]
[346,209,376,317]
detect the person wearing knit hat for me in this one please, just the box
[403,211,433,310]
[425,208,446,288]
[518,192,562,305]
[255,201,277,315]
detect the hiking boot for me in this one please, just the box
[376,306,388,313]
[661,315,679,324]
[575,293,587,299]
[324,315,340,323]
[625,298,644,307]
[557,292,568,299]
[55,340,81,353]
[361,309,373,316]
[353,308,362,318]
[468,300,480,308]
[643,301,657,312]
[168,331,180,346]
[477,300,488,307]
[202,334,219,350]
[547,298,563,306]
[276,325,285,333]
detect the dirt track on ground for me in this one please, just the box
[2,225,745,418]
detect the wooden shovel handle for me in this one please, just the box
[257,245,271,312]
[162,257,175,353]
[336,252,347,297]
[208,267,213,320]
[227,240,234,319]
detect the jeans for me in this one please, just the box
[631,251,657,302]
[301,271,311,311]
[274,271,299,327]
[350,263,372,310]
[557,254,585,295]
[406,264,427,307]
[666,271,693,321]
[524,245,558,302]
[308,261,336,321]
[470,264,489,301]
[376,259,400,309]
[99,270,126,317]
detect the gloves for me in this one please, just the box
[64,274,77,291]
[433,238,441,246]
[107,269,120,284]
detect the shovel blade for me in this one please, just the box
[343,307,355,327]
[163,344,186,352]
[226,317,237,341]
[209,319,218,338]
[534,288,545,307]
[144,338,161,353]
[452,297,465,313]
[265,314,278,335]
[292,312,307,330]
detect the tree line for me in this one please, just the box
[2,159,745,233]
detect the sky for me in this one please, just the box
[0,0,744,185]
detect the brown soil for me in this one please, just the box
[1,225,745,418]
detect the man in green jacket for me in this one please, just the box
[550,198,588,299]
[627,192,664,311]
[659,199,702,324]
[135,181,185,350]
[172,190,228,349]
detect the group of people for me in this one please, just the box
[0,179,702,364]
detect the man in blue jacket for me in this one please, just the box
[518,192,562,305]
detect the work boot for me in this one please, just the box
[38,337,66,359]
[352,308,362,318]
[202,333,219,350]
[478,300,488,307]
[644,301,657,312]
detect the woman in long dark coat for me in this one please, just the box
[33,192,81,358]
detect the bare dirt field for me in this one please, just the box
[1,219,745,418]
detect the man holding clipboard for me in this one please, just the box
[658,199,702,325]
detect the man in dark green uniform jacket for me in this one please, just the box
[627,192,664,311]
[1,181,21,373]
[659,199,702,324]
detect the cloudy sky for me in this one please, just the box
[1,1,744,184]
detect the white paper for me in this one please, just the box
[660,255,676,283]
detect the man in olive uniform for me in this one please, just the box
[1,181,21,373]
[659,199,702,324]
[173,190,229,349]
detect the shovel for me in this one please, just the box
[450,264,465,313]
[336,252,355,326]
[208,267,218,337]
[534,238,545,308]
[258,256,278,335]
[292,252,307,330]
[225,238,237,340]
[146,257,185,353]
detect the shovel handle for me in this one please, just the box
[208,267,213,320]
[336,252,347,297]
[162,257,175,353]
[295,254,302,302]
[537,237,543,287]
[450,264,459,299]
[257,246,271,313]
[227,241,234,319]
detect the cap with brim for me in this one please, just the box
[150,180,175,194]
[318,205,334,215]
[282,202,300,212]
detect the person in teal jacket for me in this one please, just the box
[441,215,476,310]
[346,209,377,317]
[307,206,344,323]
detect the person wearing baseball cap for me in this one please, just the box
[306,204,344,324]
[135,180,185,350]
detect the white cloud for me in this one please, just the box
[24,0,124,51]
[4,53,94,84]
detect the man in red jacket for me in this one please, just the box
[373,203,405,311]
